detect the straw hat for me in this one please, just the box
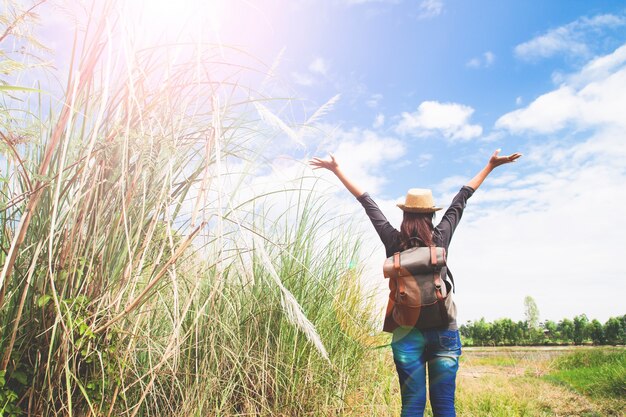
[397,188,442,213]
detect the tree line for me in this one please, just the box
[459,314,626,346]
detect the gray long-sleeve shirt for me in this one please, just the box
[356,186,475,330]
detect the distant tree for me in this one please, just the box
[572,314,589,345]
[524,296,540,329]
[620,315,626,344]
[542,320,557,341]
[472,318,492,346]
[558,318,575,344]
[461,314,625,347]
[459,321,472,340]
[604,317,624,345]
[588,319,605,345]
[491,320,505,345]
[500,318,520,345]
[517,320,528,341]
[528,326,545,344]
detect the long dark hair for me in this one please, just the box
[400,211,435,250]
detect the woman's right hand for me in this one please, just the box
[487,149,522,169]
[466,149,522,191]
[309,154,339,173]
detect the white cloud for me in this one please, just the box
[516,29,587,60]
[484,51,495,65]
[496,86,582,134]
[373,113,385,128]
[291,57,331,86]
[309,57,329,76]
[330,128,407,195]
[514,14,626,61]
[366,93,383,108]
[435,175,467,195]
[569,42,626,84]
[211,121,408,245]
[292,72,315,86]
[417,0,443,19]
[466,57,481,68]
[515,96,523,105]
[497,43,626,134]
[395,101,483,141]
[480,131,505,143]
[416,153,432,168]
[466,51,495,68]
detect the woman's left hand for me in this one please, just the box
[488,149,522,169]
[309,154,339,173]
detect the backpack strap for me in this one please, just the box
[437,282,450,323]
[429,246,437,266]
[393,252,406,295]
[393,252,401,270]
[446,267,455,293]
[433,267,450,323]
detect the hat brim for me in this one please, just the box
[397,204,442,213]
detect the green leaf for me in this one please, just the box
[75,295,88,306]
[0,85,41,93]
[5,388,18,402]
[12,371,27,386]
[37,294,52,308]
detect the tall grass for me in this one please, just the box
[547,349,626,399]
[0,1,380,415]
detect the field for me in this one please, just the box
[1,2,625,416]
[343,345,626,417]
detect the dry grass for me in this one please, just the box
[458,367,598,417]
[343,345,625,417]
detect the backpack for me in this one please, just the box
[382,246,456,333]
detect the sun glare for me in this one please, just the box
[113,0,282,70]
[121,0,226,42]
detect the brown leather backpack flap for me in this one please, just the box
[382,246,452,331]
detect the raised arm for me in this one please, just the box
[309,153,399,253]
[466,149,522,191]
[308,154,364,198]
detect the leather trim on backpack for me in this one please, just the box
[430,246,437,266]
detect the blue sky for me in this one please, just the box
[251,0,626,193]
[227,0,626,323]
[25,0,626,323]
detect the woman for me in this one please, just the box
[309,149,521,416]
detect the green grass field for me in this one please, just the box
[546,349,626,408]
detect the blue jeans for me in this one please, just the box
[391,327,461,417]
